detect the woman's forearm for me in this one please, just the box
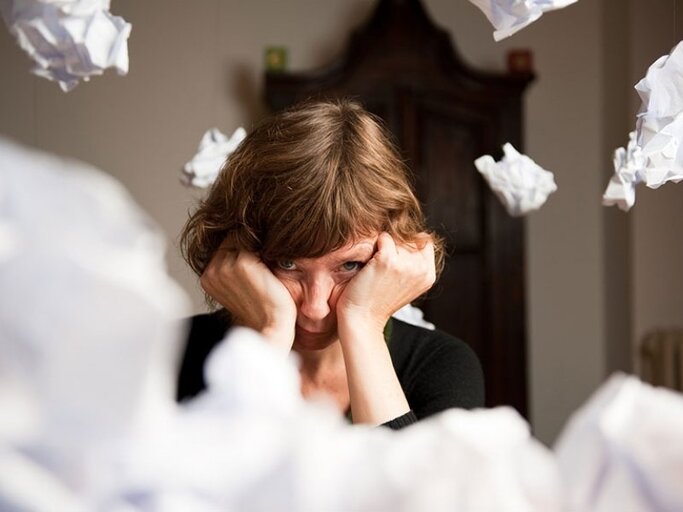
[338,317,410,425]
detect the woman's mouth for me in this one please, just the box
[296,325,326,336]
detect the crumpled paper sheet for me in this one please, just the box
[602,131,645,211]
[182,127,247,188]
[467,0,578,41]
[0,220,20,261]
[100,329,561,512]
[0,137,189,503]
[0,448,82,512]
[555,373,683,512]
[635,40,683,188]
[392,304,435,330]
[0,0,131,92]
[8,138,683,512]
[0,137,560,511]
[475,142,557,216]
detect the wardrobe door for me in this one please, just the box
[400,94,527,412]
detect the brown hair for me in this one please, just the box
[181,99,444,285]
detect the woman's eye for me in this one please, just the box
[341,261,362,271]
[277,260,296,270]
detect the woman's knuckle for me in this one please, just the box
[199,275,213,293]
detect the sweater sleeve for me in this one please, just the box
[380,410,419,429]
[388,320,485,423]
[379,333,484,430]
[407,336,485,419]
[176,312,229,401]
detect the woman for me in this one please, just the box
[177,99,484,429]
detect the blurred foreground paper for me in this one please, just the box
[0,136,561,511]
[475,142,557,216]
[182,127,247,188]
[0,0,131,92]
[6,137,683,512]
[95,331,562,512]
[635,40,683,189]
[555,374,683,512]
[0,137,189,500]
[467,0,578,41]
[602,131,645,211]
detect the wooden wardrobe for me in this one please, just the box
[265,0,534,416]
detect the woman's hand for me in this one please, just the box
[200,240,297,352]
[335,233,435,425]
[336,232,436,333]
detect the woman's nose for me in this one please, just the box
[299,278,332,320]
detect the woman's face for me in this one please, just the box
[272,236,377,351]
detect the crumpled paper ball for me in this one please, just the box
[555,373,683,512]
[467,0,578,41]
[0,220,20,262]
[0,0,132,92]
[0,137,189,496]
[101,329,561,512]
[392,304,435,330]
[182,127,247,188]
[475,142,557,216]
[635,40,683,189]
[0,136,562,512]
[602,131,645,211]
[0,448,82,512]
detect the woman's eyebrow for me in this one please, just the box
[334,244,374,261]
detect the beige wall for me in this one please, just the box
[1,0,680,445]
[600,0,632,380]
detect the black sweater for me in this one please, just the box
[177,313,485,429]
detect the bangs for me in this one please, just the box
[258,167,387,261]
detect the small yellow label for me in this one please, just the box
[265,46,288,72]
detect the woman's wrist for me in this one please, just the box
[337,311,387,346]
[337,319,410,425]
[259,320,295,353]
